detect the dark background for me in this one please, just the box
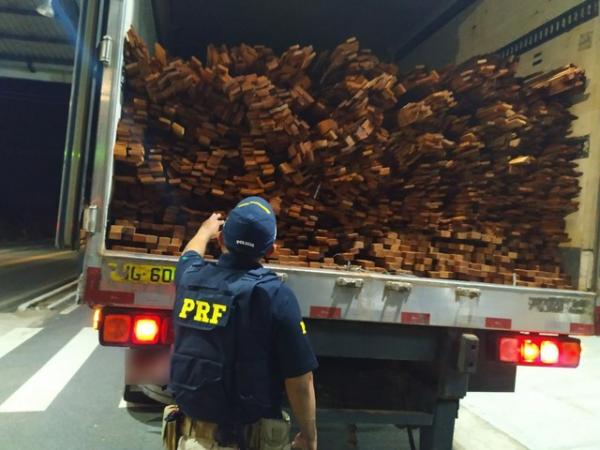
[158,0,472,61]
[0,78,70,244]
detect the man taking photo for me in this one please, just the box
[165,196,318,450]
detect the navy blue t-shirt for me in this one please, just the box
[175,251,318,415]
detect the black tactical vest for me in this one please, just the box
[169,260,280,425]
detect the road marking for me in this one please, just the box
[47,292,76,310]
[118,397,157,409]
[0,328,98,413]
[0,328,42,360]
[60,303,80,315]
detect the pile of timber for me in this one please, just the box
[107,29,586,288]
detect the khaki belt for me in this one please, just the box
[163,406,290,450]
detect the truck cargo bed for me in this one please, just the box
[79,0,596,341]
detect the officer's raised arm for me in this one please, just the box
[183,212,224,256]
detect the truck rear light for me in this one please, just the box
[103,314,132,344]
[98,307,172,347]
[132,316,161,344]
[92,308,102,330]
[498,335,580,368]
[540,341,559,364]
[559,342,581,366]
[499,337,519,362]
[160,317,173,344]
[522,339,540,363]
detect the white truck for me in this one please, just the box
[58,0,600,448]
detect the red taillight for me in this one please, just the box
[160,317,173,344]
[102,314,131,344]
[499,337,519,362]
[99,307,172,347]
[498,335,580,368]
[560,342,581,367]
[132,315,161,345]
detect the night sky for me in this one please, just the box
[0,78,71,244]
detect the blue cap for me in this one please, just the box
[223,196,277,257]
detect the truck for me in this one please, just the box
[58,0,600,448]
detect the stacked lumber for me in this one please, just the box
[108,220,188,256]
[106,30,585,288]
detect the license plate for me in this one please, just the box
[109,263,176,284]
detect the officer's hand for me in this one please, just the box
[199,213,224,239]
[292,432,317,450]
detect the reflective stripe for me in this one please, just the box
[237,201,272,214]
[300,321,307,335]
[485,318,512,330]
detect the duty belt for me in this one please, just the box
[183,417,251,449]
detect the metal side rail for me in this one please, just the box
[17,278,80,311]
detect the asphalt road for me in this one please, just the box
[0,305,415,450]
[0,297,543,450]
[0,249,597,449]
[462,337,600,450]
[0,305,162,450]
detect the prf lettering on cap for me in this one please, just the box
[178,298,228,325]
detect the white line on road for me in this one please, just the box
[47,292,76,310]
[0,328,98,413]
[59,303,80,315]
[0,328,42,360]
[118,397,157,409]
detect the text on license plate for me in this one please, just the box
[110,263,175,284]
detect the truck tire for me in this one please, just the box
[140,384,175,405]
[123,384,172,405]
[123,385,155,404]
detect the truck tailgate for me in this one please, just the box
[84,251,596,336]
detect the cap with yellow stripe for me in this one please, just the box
[223,196,277,257]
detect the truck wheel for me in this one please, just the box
[123,385,153,404]
[140,384,175,405]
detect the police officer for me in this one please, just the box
[167,196,318,450]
